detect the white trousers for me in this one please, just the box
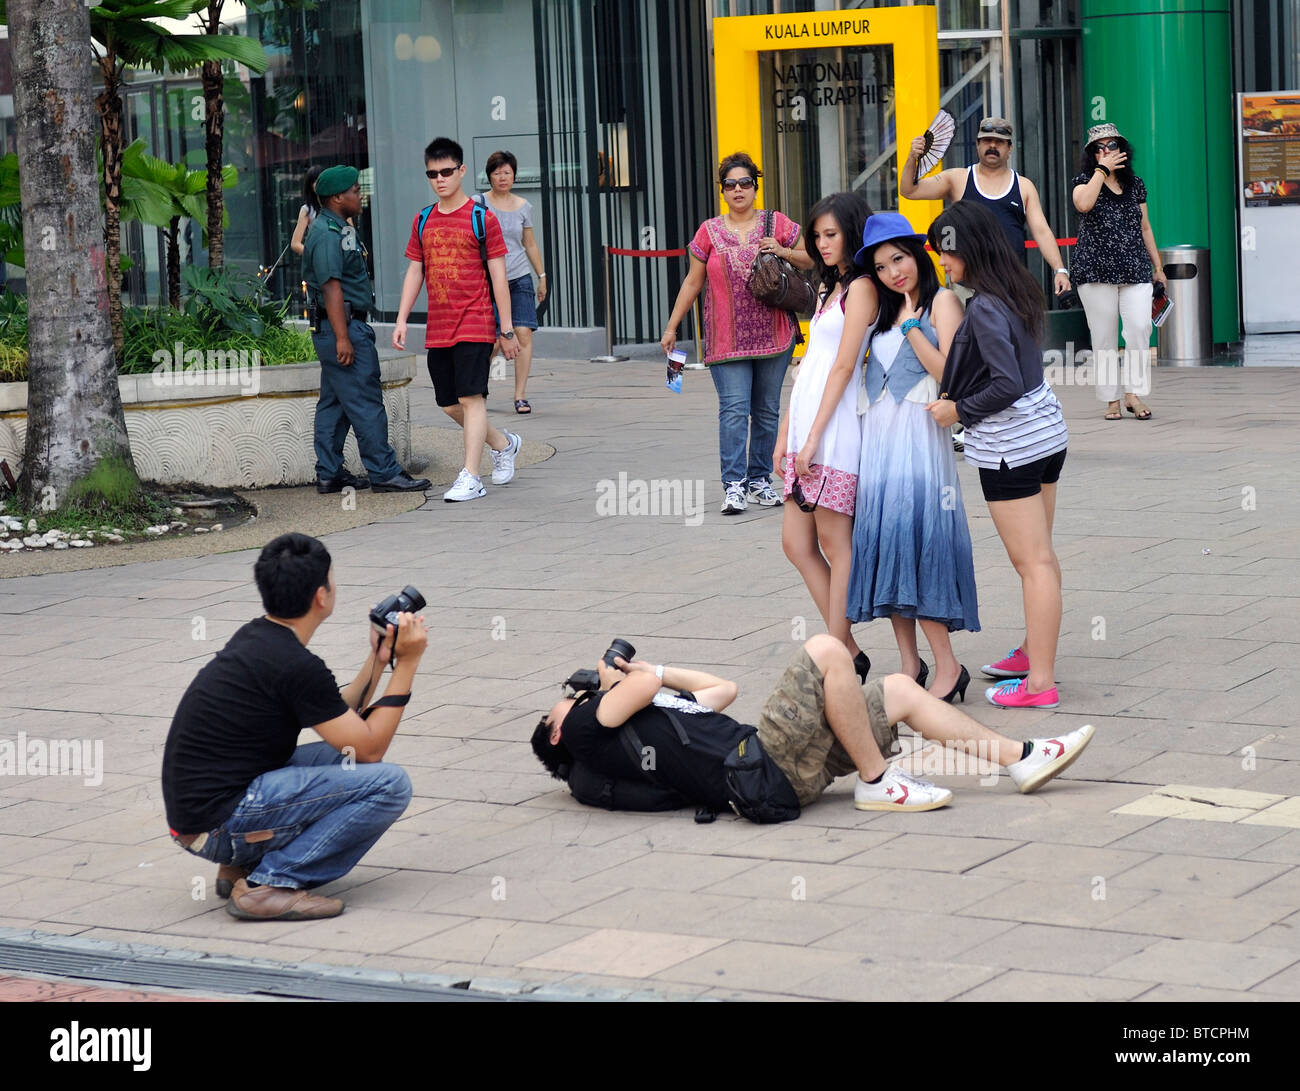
[1078,281,1154,402]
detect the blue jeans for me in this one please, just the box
[181,742,411,890]
[312,320,403,482]
[709,347,792,486]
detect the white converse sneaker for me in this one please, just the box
[490,431,522,485]
[1006,724,1095,793]
[747,478,780,507]
[443,468,486,502]
[721,481,747,515]
[854,766,953,811]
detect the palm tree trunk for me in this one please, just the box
[8,0,135,506]
[167,218,181,310]
[202,1,227,270]
[96,55,125,362]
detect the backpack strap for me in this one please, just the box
[415,204,435,274]
[471,194,490,285]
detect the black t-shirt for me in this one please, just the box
[560,689,755,812]
[1069,172,1151,285]
[161,617,350,833]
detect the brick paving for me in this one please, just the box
[1,347,1299,1001]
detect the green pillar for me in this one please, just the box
[1082,0,1240,344]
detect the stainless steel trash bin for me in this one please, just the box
[1158,245,1212,363]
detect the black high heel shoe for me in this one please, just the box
[941,666,971,704]
[853,652,871,684]
[914,661,929,689]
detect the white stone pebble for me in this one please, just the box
[26,519,36,532]
[53,542,69,550]
[23,535,46,548]
[70,540,93,548]
[193,526,209,534]
[211,523,224,532]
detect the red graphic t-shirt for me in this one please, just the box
[404,199,508,348]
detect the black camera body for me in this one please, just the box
[370,585,426,631]
[564,638,637,694]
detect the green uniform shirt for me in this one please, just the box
[302,209,373,310]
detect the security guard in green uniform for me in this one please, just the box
[303,165,430,493]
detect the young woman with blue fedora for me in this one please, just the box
[846,212,979,703]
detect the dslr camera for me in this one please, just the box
[369,585,426,632]
[564,638,636,694]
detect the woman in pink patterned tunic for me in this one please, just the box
[662,152,814,516]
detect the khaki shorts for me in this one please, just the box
[755,648,899,807]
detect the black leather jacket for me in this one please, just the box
[939,294,1046,428]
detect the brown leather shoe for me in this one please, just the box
[216,865,248,900]
[225,878,344,921]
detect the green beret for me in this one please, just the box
[316,165,359,198]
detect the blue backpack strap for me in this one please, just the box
[415,204,435,272]
[471,194,490,281]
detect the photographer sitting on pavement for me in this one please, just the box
[161,532,426,921]
[532,636,1093,818]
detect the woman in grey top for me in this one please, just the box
[483,150,547,413]
[926,202,1068,712]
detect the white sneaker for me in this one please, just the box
[1006,724,1095,793]
[721,481,747,515]
[747,478,780,507]
[443,468,486,502]
[490,431,521,485]
[854,766,953,812]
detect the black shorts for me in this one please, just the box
[427,342,493,407]
[979,448,1066,502]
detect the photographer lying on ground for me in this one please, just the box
[532,636,1093,819]
[161,533,425,921]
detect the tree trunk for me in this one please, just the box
[166,218,181,310]
[96,55,125,361]
[203,2,226,268]
[8,0,135,507]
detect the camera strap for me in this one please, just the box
[360,693,410,721]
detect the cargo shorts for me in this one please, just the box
[755,648,899,807]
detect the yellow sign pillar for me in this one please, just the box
[712,7,942,234]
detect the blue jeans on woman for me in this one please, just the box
[181,741,411,890]
[709,346,793,486]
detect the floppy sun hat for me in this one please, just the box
[855,211,926,268]
[1086,123,1124,146]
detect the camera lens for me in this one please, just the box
[603,638,636,667]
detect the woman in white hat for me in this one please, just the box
[1071,123,1166,421]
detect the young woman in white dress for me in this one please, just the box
[774,192,878,681]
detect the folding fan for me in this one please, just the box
[913,109,956,184]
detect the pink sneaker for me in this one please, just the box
[985,679,1059,709]
[982,646,1030,679]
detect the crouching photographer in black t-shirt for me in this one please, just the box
[161,532,426,921]
[532,636,1094,819]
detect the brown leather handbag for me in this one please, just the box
[746,209,815,315]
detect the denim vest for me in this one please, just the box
[864,310,936,405]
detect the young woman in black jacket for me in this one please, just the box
[925,202,1068,710]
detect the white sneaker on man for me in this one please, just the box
[444,468,486,502]
[721,481,747,515]
[854,766,953,811]
[1006,724,1095,793]
[747,479,780,507]
[490,431,522,485]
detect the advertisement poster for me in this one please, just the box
[1242,94,1300,206]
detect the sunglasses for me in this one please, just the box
[425,166,459,179]
[790,474,827,513]
[721,177,756,191]
[1095,140,1121,151]
[978,123,1013,138]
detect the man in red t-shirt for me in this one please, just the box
[394,137,523,502]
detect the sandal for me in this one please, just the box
[1125,398,1152,420]
[1104,403,1122,420]
[514,399,532,414]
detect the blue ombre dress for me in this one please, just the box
[846,297,980,632]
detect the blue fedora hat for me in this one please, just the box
[855,212,927,268]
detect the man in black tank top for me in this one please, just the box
[901,117,1071,297]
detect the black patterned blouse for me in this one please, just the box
[1069,172,1152,286]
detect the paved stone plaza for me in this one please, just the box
[1,350,1299,1001]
